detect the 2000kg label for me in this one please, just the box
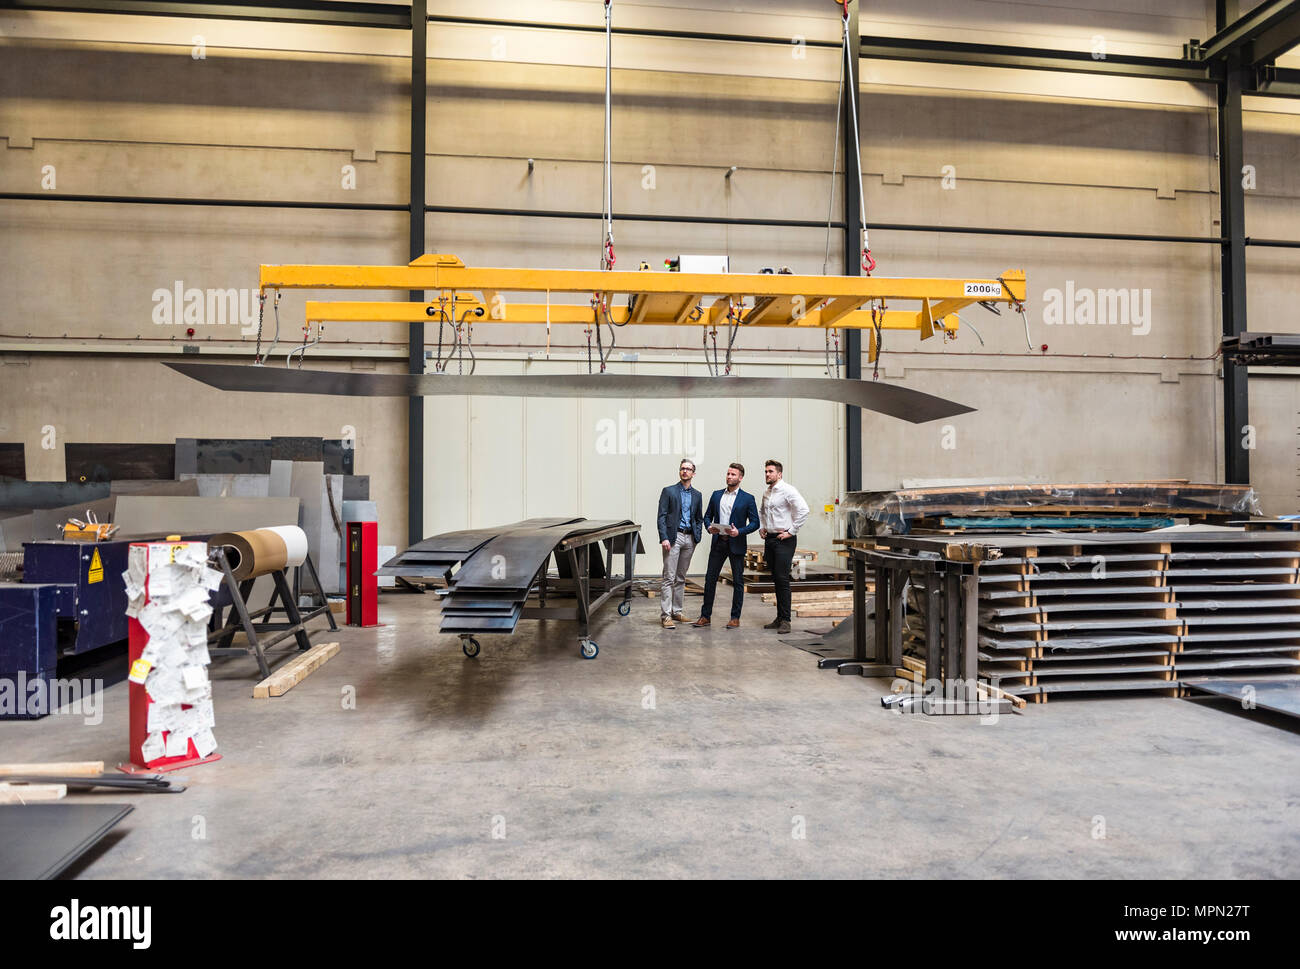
[964,282,1002,297]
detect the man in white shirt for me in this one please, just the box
[758,458,809,634]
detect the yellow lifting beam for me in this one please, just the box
[261,254,1027,345]
[302,299,960,333]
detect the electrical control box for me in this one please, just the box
[665,255,729,274]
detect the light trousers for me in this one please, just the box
[660,532,696,616]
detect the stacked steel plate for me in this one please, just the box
[892,528,1300,702]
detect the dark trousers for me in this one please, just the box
[765,534,798,621]
[701,541,746,620]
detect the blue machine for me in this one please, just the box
[0,540,131,720]
[0,583,59,720]
[20,540,130,654]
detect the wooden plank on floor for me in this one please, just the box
[253,642,340,699]
[0,782,67,803]
[0,761,104,777]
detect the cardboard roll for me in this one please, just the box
[211,525,307,580]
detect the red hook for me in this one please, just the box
[605,239,617,269]
[861,248,875,275]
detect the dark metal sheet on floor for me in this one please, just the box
[1182,675,1300,718]
[164,362,977,424]
[0,803,133,879]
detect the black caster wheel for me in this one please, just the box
[462,638,481,658]
[617,600,631,617]
[580,640,599,659]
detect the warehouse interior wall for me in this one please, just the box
[3,0,1300,559]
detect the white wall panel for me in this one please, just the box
[423,356,843,570]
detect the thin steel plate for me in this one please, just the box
[1183,675,1300,718]
[164,362,976,424]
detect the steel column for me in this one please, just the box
[842,0,862,493]
[1219,51,1250,485]
[408,0,427,546]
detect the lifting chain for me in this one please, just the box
[254,289,282,366]
[871,299,886,381]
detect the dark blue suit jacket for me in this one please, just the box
[704,488,759,554]
[658,483,704,544]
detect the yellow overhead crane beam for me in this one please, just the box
[260,255,1027,361]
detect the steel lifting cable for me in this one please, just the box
[287,319,324,369]
[600,0,615,272]
[822,16,846,277]
[824,327,841,378]
[587,0,618,375]
[999,274,1034,351]
[841,7,873,276]
[433,300,451,374]
[723,299,742,375]
[447,307,477,375]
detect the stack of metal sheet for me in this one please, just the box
[890,528,1300,702]
[379,518,638,635]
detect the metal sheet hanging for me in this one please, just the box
[164,363,975,423]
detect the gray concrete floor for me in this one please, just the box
[4,590,1299,879]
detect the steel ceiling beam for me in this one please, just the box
[842,1,862,494]
[0,0,411,28]
[1218,14,1250,487]
[426,13,840,49]
[1198,0,1300,67]
[408,0,426,545]
[859,35,1211,83]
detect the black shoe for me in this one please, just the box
[763,618,781,629]
[777,621,791,634]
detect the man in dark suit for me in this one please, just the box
[656,457,704,628]
[692,462,760,628]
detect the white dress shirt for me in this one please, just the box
[719,489,737,526]
[761,480,810,535]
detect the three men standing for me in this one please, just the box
[758,459,810,635]
[692,463,759,628]
[656,458,704,628]
[657,456,809,634]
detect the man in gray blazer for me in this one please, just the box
[656,458,704,628]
